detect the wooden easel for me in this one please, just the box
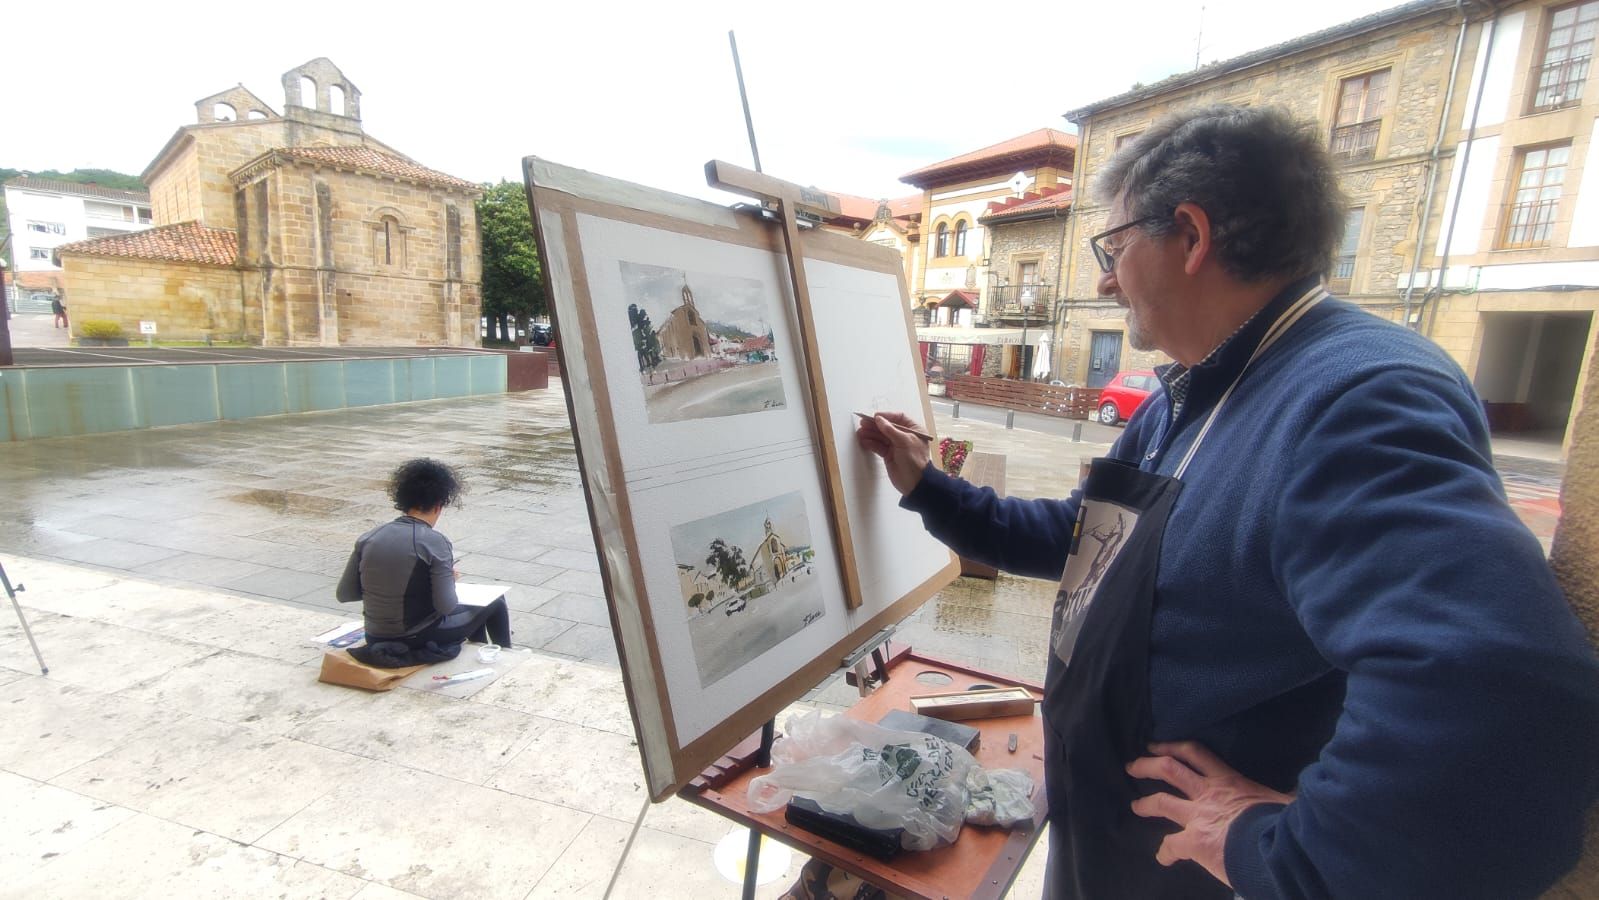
[704,160,867,612]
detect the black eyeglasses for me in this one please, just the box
[1090,215,1165,273]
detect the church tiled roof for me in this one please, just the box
[275,146,480,192]
[55,221,238,266]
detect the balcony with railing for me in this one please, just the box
[1501,198,1561,249]
[1529,56,1591,113]
[985,283,1055,324]
[1329,119,1382,163]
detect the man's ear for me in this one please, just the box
[1172,201,1213,276]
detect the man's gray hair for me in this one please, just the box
[1095,105,1347,283]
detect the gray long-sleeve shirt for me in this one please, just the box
[336,516,458,639]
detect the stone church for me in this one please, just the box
[57,58,482,346]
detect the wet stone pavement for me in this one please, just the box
[0,383,1075,690]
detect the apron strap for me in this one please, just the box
[1173,284,1329,480]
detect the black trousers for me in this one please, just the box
[406,597,512,648]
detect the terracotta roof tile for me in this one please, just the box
[276,146,480,192]
[827,192,923,222]
[902,129,1078,182]
[980,185,1074,223]
[4,175,150,204]
[56,221,238,266]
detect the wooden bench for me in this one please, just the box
[944,375,1101,420]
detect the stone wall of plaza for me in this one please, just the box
[1057,6,1464,383]
[236,162,481,347]
[60,256,245,341]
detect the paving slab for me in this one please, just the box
[0,771,138,885]
[4,813,369,900]
[257,762,591,900]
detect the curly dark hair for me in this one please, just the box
[1095,104,1347,283]
[388,458,464,513]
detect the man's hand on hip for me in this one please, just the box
[854,412,931,496]
[1127,740,1295,889]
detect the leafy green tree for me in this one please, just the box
[476,180,544,343]
[629,303,663,371]
[706,539,749,589]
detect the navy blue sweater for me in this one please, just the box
[902,281,1599,899]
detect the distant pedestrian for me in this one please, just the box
[51,295,68,329]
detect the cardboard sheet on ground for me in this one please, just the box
[523,157,959,798]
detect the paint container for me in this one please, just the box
[476,644,501,663]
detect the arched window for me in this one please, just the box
[213,102,236,122]
[935,222,949,258]
[329,84,347,116]
[954,220,968,257]
[381,216,398,265]
[247,109,269,120]
[300,76,318,109]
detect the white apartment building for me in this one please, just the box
[4,175,151,301]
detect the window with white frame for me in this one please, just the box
[27,221,65,235]
[1330,207,1364,291]
[29,248,51,259]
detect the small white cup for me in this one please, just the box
[476,644,502,663]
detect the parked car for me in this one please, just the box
[1095,370,1159,426]
[530,323,552,346]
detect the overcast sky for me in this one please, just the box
[5,0,1404,204]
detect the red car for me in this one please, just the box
[1095,370,1159,426]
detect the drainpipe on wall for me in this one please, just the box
[1061,118,1091,383]
[1421,0,1502,335]
[1052,205,1071,378]
[1402,0,1474,329]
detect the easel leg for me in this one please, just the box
[601,795,651,900]
[741,719,777,900]
[1,563,46,675]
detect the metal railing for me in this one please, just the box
[985,284,1054,323]
[1529,55,1591,112]
[1329,120,1382,163]
[1501,198,1561,248]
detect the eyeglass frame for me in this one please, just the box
[1089,214,1166,273]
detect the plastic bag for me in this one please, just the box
[964,766,1035,827]
[748,709,978,850]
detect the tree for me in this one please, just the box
[706,539,749,589]
[629,304,663,371]
[476,180,544,344]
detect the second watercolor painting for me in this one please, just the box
[620,260,787,424]
[671,492,825,687]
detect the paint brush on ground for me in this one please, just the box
[853,411,935,442]
[432,668,495,685]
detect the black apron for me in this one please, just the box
[1042,286,1326,900]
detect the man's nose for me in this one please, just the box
[1097,267,1119,298]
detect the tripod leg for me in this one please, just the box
[1,565,47,675]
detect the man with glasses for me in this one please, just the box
[857,105,1599,899]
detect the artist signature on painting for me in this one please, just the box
[763,399,782,409]
[803,610,823,627]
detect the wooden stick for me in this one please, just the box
[852,411,934,442]
[705,159,863,610]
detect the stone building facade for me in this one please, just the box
[1061,0,1471,389]
[979,186,1073,379]
[1061,0,1599,451]
[656,284,711,360]
[57,58,482,347]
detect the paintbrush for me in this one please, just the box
[853,411,935,442]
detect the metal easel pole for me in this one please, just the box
[1,562,47,674]
[741,719,777,900]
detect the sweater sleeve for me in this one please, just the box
[1224,367,1599,900]
[425,532,459,617]
[899,463,1083,581]
[335,539,363,604]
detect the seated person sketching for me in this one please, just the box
[336,458,511,661]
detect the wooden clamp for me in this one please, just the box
[704,159,862,610]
